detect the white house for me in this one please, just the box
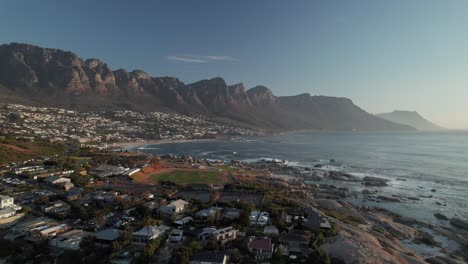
[132,225,170,246]
[169,229,184,242]
[0,195,14,209]
[250,211,269,226]
[0,195,21,220]
[160,199,188,216]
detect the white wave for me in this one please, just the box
[137,147,160,150]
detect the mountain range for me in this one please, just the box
[0,43,414,131]
[376,111,444,131]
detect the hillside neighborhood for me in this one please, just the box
[0,145,335,264]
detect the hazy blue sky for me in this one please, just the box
[1,0,468,128]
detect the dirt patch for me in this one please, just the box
[0,143,32,154]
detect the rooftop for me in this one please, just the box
[248,236,273,250]
[95,228,121,241]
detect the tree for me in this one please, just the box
[20,205,32,214]
[238,210,250,227]
[37,195,49,204]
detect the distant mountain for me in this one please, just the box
[0,42,414,131]
[376,111,444,131]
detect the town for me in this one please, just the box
[0,142,336,264]
[0,104,265,145]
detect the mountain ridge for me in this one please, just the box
[0,42,414,132]
[376,110,444,131]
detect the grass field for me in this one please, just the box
[213,165,240,173]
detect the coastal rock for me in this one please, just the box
[320,224,412,264]
[450,218,468,230]
[328,171,360,182]
[377,196,401,203]
[363,176,390,186]
[419,195,433,198]
[310,171,327,181]
[434,213,449,220]
[426,256,466,264]
[413,230,442,247]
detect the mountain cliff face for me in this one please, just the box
[0,43,413,131]
[376,111,444,131]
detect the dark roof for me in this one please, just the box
[248,237,273,250]
[67,187,83,196]
[95,228,120,241]
[191,251,227,262]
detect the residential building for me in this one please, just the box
[0,195,14,209]
[29,224,70,240]
[49,229,88,250]
[195,207,223,218]
[279,229,312,256]
[95,229,121,248]
[44,176,71,185]
[160,199,188,216]
[0,195,21,220]
[303,207,331,229]
[222,208,242,219]
[199,226,237,245]
[212,226,237,245]
[67,187,84,201]
[132,225,170,246]
[250,211,269,226]
[169,229,184,242]
[248,236,274,260]
[42,201,71,216]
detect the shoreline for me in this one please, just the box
[112,138,221,151]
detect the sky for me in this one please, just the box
[1,0,468,129]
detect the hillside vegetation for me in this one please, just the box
[0,138,67,164]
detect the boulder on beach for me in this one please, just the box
[450,218,468,230]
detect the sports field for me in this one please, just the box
[132,168,229,185]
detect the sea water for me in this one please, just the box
[131,131,468,224]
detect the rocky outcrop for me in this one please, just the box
[363,176,390,186]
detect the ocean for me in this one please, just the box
[130,131,468,225]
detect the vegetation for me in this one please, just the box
[169,241,203,264]
[0,137,67,164]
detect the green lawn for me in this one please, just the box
[213,165,239,172]
[152,169,223,185]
